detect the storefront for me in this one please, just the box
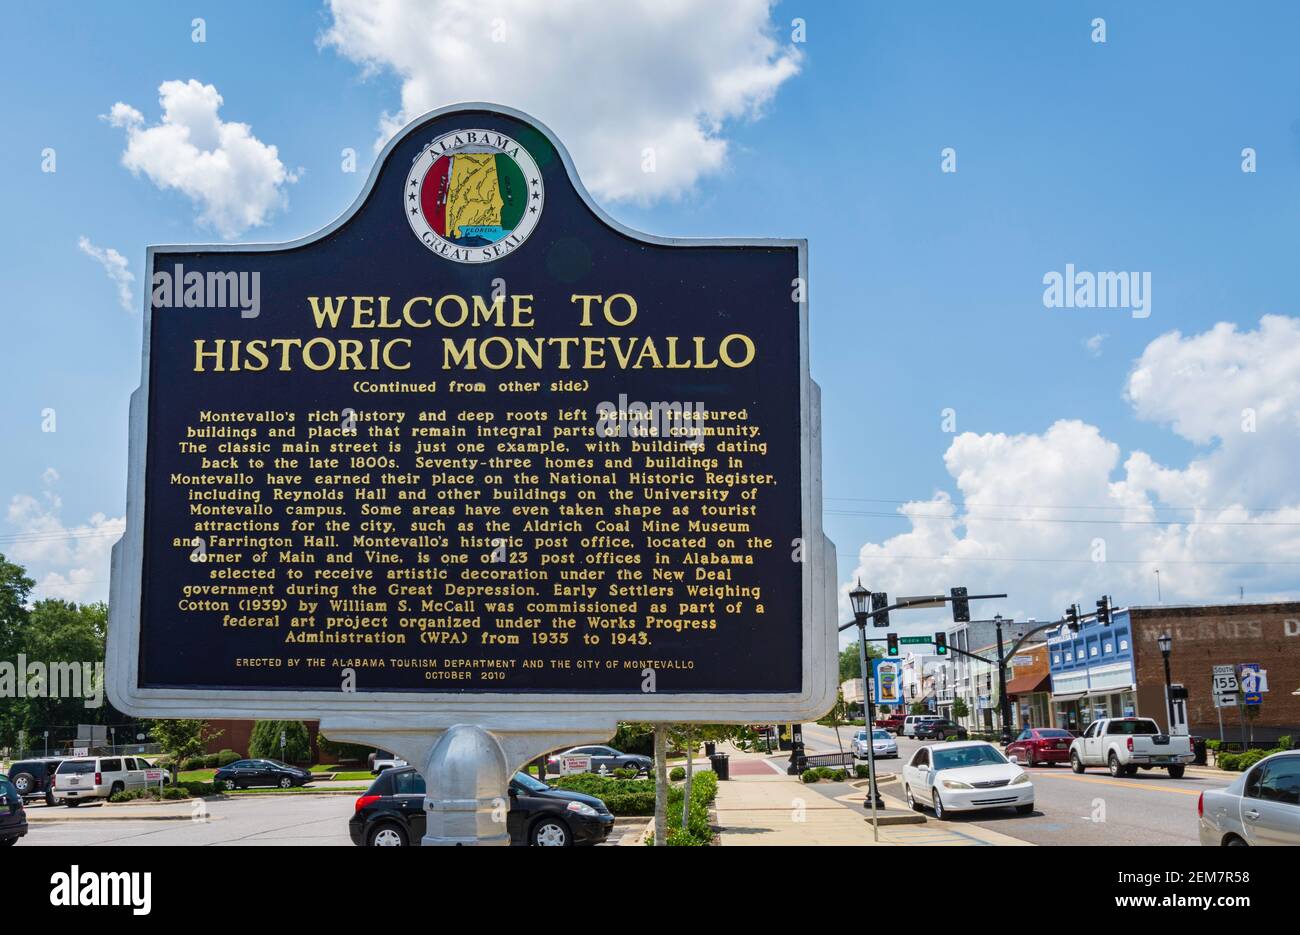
[1048,617,1138,732]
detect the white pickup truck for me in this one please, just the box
[1069,717,1193,778]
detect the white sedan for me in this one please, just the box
[852,729,898,759]
[902,741,1034,819]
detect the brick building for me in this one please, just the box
[1128,602,1300,744]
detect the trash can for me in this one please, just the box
[1191,736,1207,766]
[708,752,730,780]
[704,742,717,757]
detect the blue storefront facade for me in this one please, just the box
[1047,610,1139,732]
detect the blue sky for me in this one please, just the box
[3,1,1298,634]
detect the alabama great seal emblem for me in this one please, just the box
[405,129,544,263]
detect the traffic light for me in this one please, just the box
[872,591,890,628]
[950,586,970,623]
[886,632,899,657]
[1096,594,1112,626]
[1065,603,1081,633]
[934,631,947,655]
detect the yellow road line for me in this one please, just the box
[1034,772,1201,796]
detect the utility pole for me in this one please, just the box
[995,615,1013,745]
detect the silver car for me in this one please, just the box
[1199,751,1300,846]
[852,729,899,759]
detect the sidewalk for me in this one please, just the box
[713,760,1031,846]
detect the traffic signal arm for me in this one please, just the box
[837,592,1009,633]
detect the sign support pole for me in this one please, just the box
[857,622,880,841]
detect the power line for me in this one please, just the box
[827,495,1300,517]
[824,508,1300,527]
[852,553,1300,566]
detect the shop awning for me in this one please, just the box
[1050,691,1087,703]
[1005,672,1049,696]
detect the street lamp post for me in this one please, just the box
[995,615,1013,745]
[1157,633,1175,733]
[849,581,884,836]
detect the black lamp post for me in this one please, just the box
[1157,633,1175,732]
[849,580,885,811]
[995,614,1013,745]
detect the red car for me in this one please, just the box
[1005,728,1075,766]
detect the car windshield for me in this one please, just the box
[932,746,1007,771]
[513,771,551,793]
[1036,729,1072,738]
[1105,720,1159,735]
[872,730,891,740]
[57,760,96,774]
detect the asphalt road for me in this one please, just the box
[798,722,1231,845]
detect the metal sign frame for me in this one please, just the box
[104,103,837,752]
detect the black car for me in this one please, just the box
[5,758,63,805]
[349,767,614,846]
[915,719,969,741]
[0,775,28,846]
[545,745,653,776]
[213,758,313,790]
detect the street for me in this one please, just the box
[797,722,1230,845]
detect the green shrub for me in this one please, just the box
[249,720,311,763]
[855,764,871,779]
[217,749,241,767]
[801,770,820,783]
[180,781,216,797]
[1206,739,1221,752]
[669,766,686,781]
[612,767,639,780]
[159,786,191,800]
[1277,735,1293,751]
[109,788,147,803]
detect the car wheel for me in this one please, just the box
[278,777,293,789]
[64,800,81,808]
[1108,753,1123,777]
[110,782,124,797]
[1071,751,1085,774]
[367,822,408,847]
[45,790,55,807]
[1167,765,1186,779]
[1224,834,1248,847]
[531,818,571,846]
[222,779,238,791]
[1015,803,1034,815]
[904,784,923,813]
[12,773,33,795]
[931,791,947,820]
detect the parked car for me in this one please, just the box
[902,741,1034,819]
[1199,751,1300,846]
[371,750,408,775]
[349,766,615,846]
[1069,718,1193,778]
[902,715,943,738]
[915,718,969,741]
[5,757,64,805]
[51,756,166,806]
[212,758,313,791]
[546,745,652,776]
[1005,728,1075,767]
[874,713,906,733]
[0,775,28,846]
[852,729,899,759]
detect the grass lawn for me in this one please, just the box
[179,769,216,782]
[228,786,368,795]
[327,771,374,781]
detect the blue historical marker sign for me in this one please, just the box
[107,104,834,725]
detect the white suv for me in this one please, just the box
[902,715,944,738]
[52,756,167,806]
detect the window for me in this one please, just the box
[1256,756,1300,806]
[1119,639,1129,651]
[100,759,121,772]
[1103,641,1113,653]
[1052,654,1060,665]
[392,770,425,796]
[1064,652,1073,662]
[911,749,929,768]
[1105,719,1158,735]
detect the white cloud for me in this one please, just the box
[843,316,1300,628]
[1084,333,1107,357]
[321,0,800,203]
[77,236,135,313]
[5,471,123,604]
[106,79,299,238]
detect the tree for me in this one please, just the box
[952,697,970,719]
[0,554,34,748]
[148,720,220,777]
[839,639,883,682]
[250,720,310,763]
